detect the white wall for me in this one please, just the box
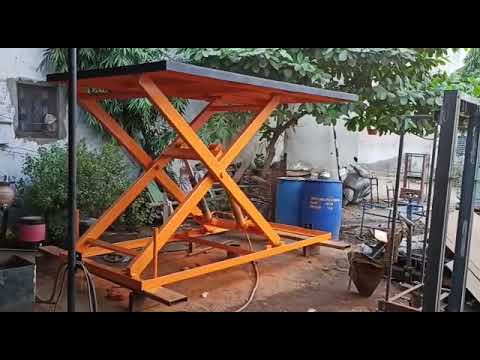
[357,132,433,164]
[284,115,435,179]
[284,116,358,177]
[0,48,50,179]
[0,48,107,180]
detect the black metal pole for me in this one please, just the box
[385,118,406,301]
[421,120,439,283]
[423,91,461,312]
[449,111,480,312]
[67,48,77,312]
[332,125,342,181]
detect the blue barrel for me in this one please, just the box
[300,180,343,240]
[275,177,305,226]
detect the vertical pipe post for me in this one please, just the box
[405,223,413,282]
[421,121,439,283]
[449,110,480,312]
[67,48,77,312]
[385,117,406,301]
[423,91,461,312]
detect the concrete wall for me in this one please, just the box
[284,116,358,176]
[0,48,105,180]
[357,132,432,164]
[284,115,434,178]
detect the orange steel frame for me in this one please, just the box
[60,74,332,293]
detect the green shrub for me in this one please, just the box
[123,190,151,232]
[19,142,150,246]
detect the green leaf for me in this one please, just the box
[375,86,388,100]
[338,50,348,62]
[283,68,293,79]
[305,103,314,112]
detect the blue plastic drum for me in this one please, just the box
[275,177,305,226]
[300,180,343,240]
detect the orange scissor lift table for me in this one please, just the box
[43,60,358,304]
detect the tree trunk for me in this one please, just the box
[261,130,283,177]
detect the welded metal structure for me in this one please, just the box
[400,152,429,201]
[423,90,480,312]
[43,60,358,299]
[379,114,438,312]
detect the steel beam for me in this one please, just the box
[421,119,439,283]
[423,91,461,312]
[449,111,480,311]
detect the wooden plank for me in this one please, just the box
[142,287,187,306]
[378,300,420,312]
[318,240,350,250]
[129,287,188,310]
[389,283,423,302]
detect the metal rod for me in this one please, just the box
[386,118,406,301]
[405,223,413,283]
[423,91,461,312]
[332,125,342,181]
[449,111,480,312]
[67,48,77,312]
[421,122,439,283]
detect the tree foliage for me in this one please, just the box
[180,48,451,134]
[462,48,480,76]
[178,48,452,170]
[428,49,480,100]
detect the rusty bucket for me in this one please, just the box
[348,251,384,297]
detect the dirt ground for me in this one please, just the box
[34,206,397,313]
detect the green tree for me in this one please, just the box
[178,48,452,172]
[462,48,480,76]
